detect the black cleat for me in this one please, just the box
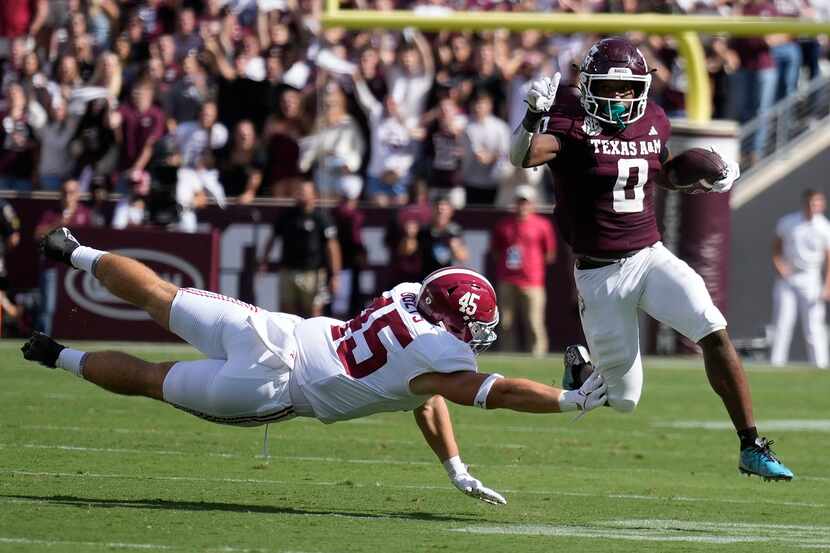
[562,344,592,390]
[40,227,80,266]
[21,332,66,369]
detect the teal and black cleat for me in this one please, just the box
[562,344,592,390]
[739,438,794,481]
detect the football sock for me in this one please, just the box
[70,246,107,275]
[737,426,759,450]
[57,348,88,378]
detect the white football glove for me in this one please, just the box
[444,456,506,505]
[560,371,608,414]
[708,156,740,193]
[524,72,561,114]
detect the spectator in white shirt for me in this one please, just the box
[299,81,365,201]
[353,70,422,207]
[174,101,228,168]
[112,171,150,229]
[386,29,435,129]
[770,189,830,368]
[461,90,513,206]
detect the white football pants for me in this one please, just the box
[574,242,727,412]
[163,288,303,425]
[770,273,829,368]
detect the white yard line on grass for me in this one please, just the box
[1,469,822,510]
[0,537,172,550]
[3,443,435,465]
[452,519,830,547]
[0,537,318,553]
[5,438,815,481]
[16,425,529,450]
[653,420,830,432]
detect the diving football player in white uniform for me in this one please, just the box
[22,226,608,505]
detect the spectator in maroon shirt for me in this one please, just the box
[263,87,309,198]
[490,185,557,356]
[34,178,92,334]
[0,0,48,41]
[113,79,166,191]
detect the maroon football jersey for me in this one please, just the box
[542,100,671,257]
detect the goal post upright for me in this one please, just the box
[321,2,830,123]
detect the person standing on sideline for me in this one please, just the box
[34,179,92,334]
[770,189,830,368]
[491,185,556,356]
[418,195,468,277]
[259,181,342,318]
[331,177,366,319]
[0,198,21,317]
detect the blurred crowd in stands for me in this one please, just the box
[1,0,829,225]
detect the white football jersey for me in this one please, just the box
[291,283,478,423]
[776,212,830,274]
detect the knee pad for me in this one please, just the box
[607,395,638,413]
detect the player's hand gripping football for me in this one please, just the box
[708,154,740,193]
[444,457,506,505]
[524,72,561,113]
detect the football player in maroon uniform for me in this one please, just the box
[509,37,792,481]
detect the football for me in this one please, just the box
[665,147,728,191]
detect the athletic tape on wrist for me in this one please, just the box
[443,455,466,477]
[558,389,581,412]
[474,373,504,409]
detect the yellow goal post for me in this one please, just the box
[321,2,830,122]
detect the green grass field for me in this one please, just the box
[1,340,828,553]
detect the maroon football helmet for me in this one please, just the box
[417,267,499,354]
[577,37,652,127]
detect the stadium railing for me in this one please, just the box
[739,73,830,171]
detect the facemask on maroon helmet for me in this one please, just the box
[416,267,499,354]
[577,37,652,129]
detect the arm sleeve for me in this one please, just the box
[354,79,383,123]
[540,108,575,156]
[408,334,478,382]
[430,340,477,374]
[340,123,365,173]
